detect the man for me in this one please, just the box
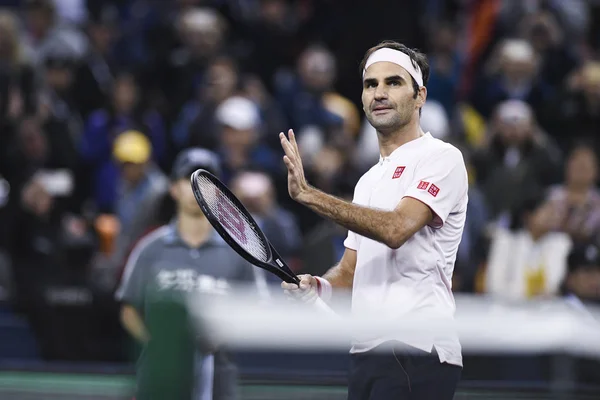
[116,148,263,400]
[109,130,168,272]
[281,40,467,400]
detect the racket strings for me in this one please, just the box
[195,175,269,262]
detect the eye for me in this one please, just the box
[366,82,377,89]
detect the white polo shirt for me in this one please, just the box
[345,132,468,367]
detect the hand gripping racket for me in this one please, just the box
[190,169,336,315]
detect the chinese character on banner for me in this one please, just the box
[156,270,176,290]
[176,269,197,292]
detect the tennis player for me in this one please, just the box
[280,40,467,400]
[116,148,264,400]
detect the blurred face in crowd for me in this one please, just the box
[494,109,533,146]
[567,266,600,300]
[21,178,53,217]
[260,0,287,26]
[180,10,224,60]
[45,64,73,92]
[19,117,47,162]
[362,61,420,135]
[89,23,116,55]
[170,178,204,217]
[26,4,54,38]
[221,125,257,153]
[120,162,147,186]
[204,59,238,103]
[581,63,600,101]
[299,48,336,93]
[525,12,561,53]
[498,41,537,86]
[431,23,457,54]
[0,11,18,62]
[566,147,598,189]
[231,172,274,216]
[113,74,139,114]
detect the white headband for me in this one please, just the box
[363,48,424,87]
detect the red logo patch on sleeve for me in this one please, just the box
[417,181,429,190]
[392,166,405,179]
[428,184,440,197]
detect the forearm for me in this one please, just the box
[121,305,150,344]
[299,187,409,249]
[322,262,354,289]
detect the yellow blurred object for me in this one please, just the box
[525,266,547,298]
[460,103,487,148]
[95,214,121,255]
[113,130,152,164]
[323,92,361,138]
[582,62,600,85]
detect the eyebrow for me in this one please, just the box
[363,75,407,87]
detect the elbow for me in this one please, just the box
[384,234,405,250]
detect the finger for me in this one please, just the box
[281,281,299,290]
[283,155,295,171]
[280,135,297,161]
[288,129,300,156]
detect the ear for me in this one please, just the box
[416,86,427,110]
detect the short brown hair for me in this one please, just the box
[359,40,430,97]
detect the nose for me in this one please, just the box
[374,84,388,101]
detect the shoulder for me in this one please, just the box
[424,137,466,166]
[128,225,171,260]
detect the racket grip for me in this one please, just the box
[313,297,338,316]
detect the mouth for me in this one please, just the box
[372,106,392,114]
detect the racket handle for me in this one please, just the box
[313,296,338,316]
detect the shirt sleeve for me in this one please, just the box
[115,238,153,311]
[403,147,468,228]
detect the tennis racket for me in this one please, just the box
[190,169,336,315]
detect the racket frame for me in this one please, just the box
[190,169,300,285]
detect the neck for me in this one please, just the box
[177,213,212,247]
[378,117,424,158]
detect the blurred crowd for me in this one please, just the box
[0,0,600,363]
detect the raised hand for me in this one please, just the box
[279,129,310,202]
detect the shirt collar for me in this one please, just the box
[378,132,431,165]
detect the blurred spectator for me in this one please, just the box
[73,3,120,118]
[0,9,37,124]
[472,100,562,218]
[546,144,600,247]
[274,44,344,150]
[484,193,572,300]
[79,71,166,213]
[544,61,600,154]
[38,51,83,148]
[471,39,552,119]
[98,130,168,284]
[519,10,579,88]
[21,0,88,66]
[172,55,240,152]
[160,7,228,116]
[215,95,281,183]
[230,170,302,276]
[242,0,301,91]
[562,243,600,307]
[454,152,490,293]
[426,20,464,119]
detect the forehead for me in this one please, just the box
[363,61,412,82]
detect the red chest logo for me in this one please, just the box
[417,181,429,190]
[392,166,405,179]
[428,184,440,197]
